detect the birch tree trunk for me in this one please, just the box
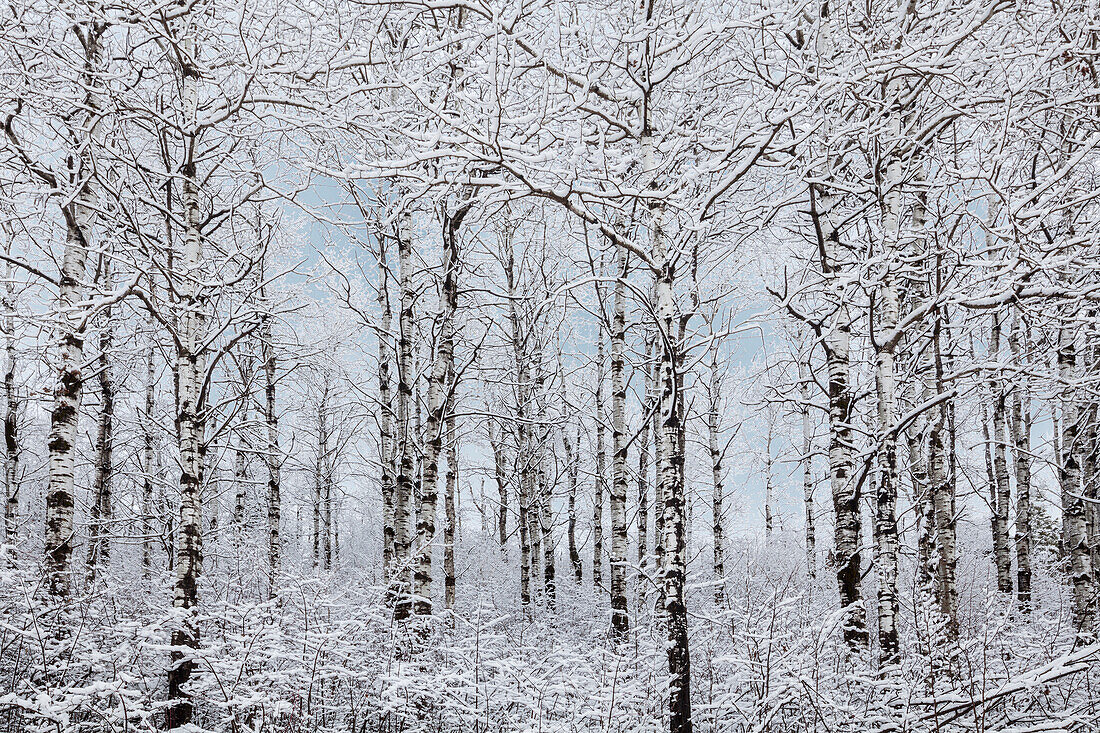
[2,263,18,558]
[259,265,281,591]
[532,342,555,606]
[86,260,115,584]
[909,393,936,596]
[528,355,545,596]
[828,301,866,647]
[764,419,774,538]
[637,331,654,596]
[931,311,958,640]
[517,447,531,606]
[142,343,156,577]
[799,363,815,580]
[652,336,666,615]
[639,104,691,729]
[232,358,252,533]
[162,450,173,573]
[564,421,582,583]
[811,181,868,650]
[538,452,555,607]
[378,228,395,577]
[505,242,534,608]
[323,430,333,570]
[414,204,464,616]
[313,384,329,568]
[988,314,1013,593]
[609,248,629,633]
[593,323,606,590]
[1085,330,1100,602]
[1057,323,1093,634]
[207,449,220,551]
[901,194,936,604]
[1008,310,1032,609]
[676,326,689,556]
[333,497,340,566]
[708,347,725,604]
[1082,395,1099,613]
[444,389,457,612]
[489,421,508,550]
[44,21,107,599]
[167,35,208,723]
[656,250,690,733]
[873,118,905,664]
[392,210,416,619]
[872,279,900,665]
[529,464,543,593]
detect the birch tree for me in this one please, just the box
[609,247,629,633]
[4,17,108,598]
[413,198,467,616]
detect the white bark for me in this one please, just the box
[378,227,395,576]
[313,381,331,569]
[168,32,207,722]
[86,259,115,584]
[489,420,509,550]
[593,315,606,590]
[708,347,725,603]
[764,417,774,538]
[504,237,534,608]
[799,363,815,580]
[812,180,868,650]
[44,21,107,598]
[636,330,654,604]
[392,210,415,619]
[930,315,958,640]
[259,264,281,592]
[142,343,156,577]
[232,357,252,534]
[1058,323,1093,634]
[564,419,582,583]
[2,259,18,558]
[644,121,691,730]
[609,247,629,633]
[989,314,1013,593]
[413,203,464,615]
[873,91,905,664]
[444,391,457,612]
[656,247,690,732]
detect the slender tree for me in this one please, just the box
[707,343,725,604]
[799,361,815,580]
[86,257,115,583]
[414,201,466,615]
[609,248,629,633]
[593,316,607,591]
[988,313,1013,593]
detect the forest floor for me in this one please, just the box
[1,530,1098,732]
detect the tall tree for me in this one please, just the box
[392,209,416,619]
[609,248,629,633]
[259,252,281,591]
[707,342,725,604]
[1,254,18,558]
[86,256,115,583]
[988,313,1013,594]
[799,361,816,580]
[167,24,207,722]
[1008,309,1033,609]
[413,200,467,615]
[4,18,109,598]
[593,311,607,592]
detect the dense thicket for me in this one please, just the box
[1,0,1100,731]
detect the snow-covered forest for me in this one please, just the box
[1,0,1099,730]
